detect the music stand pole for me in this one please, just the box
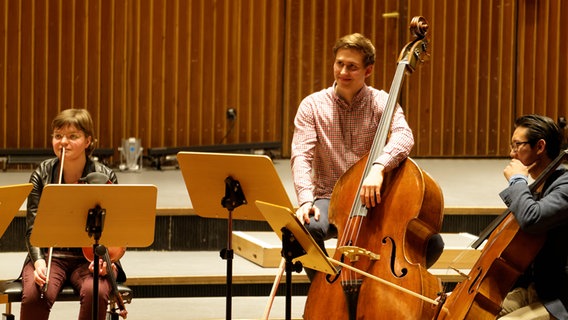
[86,204,106,320]
[254,201,338,320]
[224,208,233,320]
[177,152,295,320]
[281,227,305,320]
[220,176,247,320]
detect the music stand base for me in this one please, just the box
[2,313,15,320]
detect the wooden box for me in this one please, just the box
[233,231,481,271]
[232,231,336,268]
[428,232,482,270]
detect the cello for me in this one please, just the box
[434,149,568,319]
[303,16,444,320]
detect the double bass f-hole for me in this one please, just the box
[467,267,484,295]
[382,236,408,278]
[326,255,344,284]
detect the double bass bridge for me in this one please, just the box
[336,245,380,262]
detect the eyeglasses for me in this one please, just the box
[52,132,84,141]
[510,141,530,152]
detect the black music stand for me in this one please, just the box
[0,183,33,237]
[255,200,337,320]
[30,184,157,320]
[176,151,293,320]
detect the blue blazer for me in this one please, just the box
[500,167,568,319]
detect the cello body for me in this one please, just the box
[303,155,444,319]
[436,212,545,319]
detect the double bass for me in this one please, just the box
[303,16,444,320]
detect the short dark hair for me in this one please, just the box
[515,114,563,159]
[333,33,375,67]
[51,108,96,155]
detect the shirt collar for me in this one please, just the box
[331,82,370,110]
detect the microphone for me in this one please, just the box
[79,172,111,184]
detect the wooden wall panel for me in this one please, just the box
[282,0,402,156]
[516,0,568,121]
[3,0,19,147]
[406,0,517,157]
[0,0,285,159]
[1,0,567,160]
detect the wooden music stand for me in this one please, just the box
[0,183,33,237]
[176,151,293,320]
[255,200,337,320]
[30,184,158,320]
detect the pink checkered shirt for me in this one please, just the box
[291,84,414,206]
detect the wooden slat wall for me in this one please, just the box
[405,0,517,156]
[1,0,567,159]
[516,0,568,120]
[281,0,402,156]
[0,0,284,154]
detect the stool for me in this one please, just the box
[0,280,132,320]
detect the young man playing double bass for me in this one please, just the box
[498,114,568,319]
[290,33,444,280]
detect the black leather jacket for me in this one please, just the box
[24,157,125,282]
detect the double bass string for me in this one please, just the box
[334,42,409,288]
[339,214,365,285]
[335,65,406,286]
